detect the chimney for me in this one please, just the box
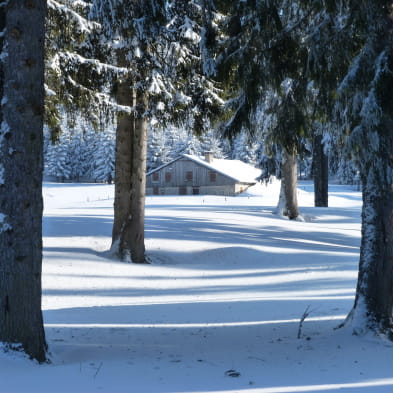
[204,151,214,163]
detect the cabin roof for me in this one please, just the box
[147,154,260,184]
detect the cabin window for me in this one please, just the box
[185,171,193,181]
[209,171,217,182]
[152,172,159,182]
[153,186,159,195]
[165,172,172,183]
[179,186,187,195]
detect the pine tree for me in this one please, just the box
[46,131,72,181]
[91,130,115,183]
[45,0,115,138]
[0,0,47,362]
[147,127,173,171]
[202,1,311,218]
[232,130,258,165]
[89,0,166,262]
[200,129,225,159]
[306,0,393,335]
[90,0,223,262]
[45,0,120,189]
[68,130,90,182]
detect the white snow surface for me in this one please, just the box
[2,180,393,393]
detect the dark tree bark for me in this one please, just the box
[335,4,393,337]
[345,165,393,335]
[313,134,328,207]
[276,148,300,220]
[0,0,47,362]
[111,51,147,263]
[119,88,148,263]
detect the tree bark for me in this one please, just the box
[276,148,300,219]
[275,175,287,217]
[345,173,393,335]
[111,50,147,263]
[111,74,134,251]
[120,88,148,263]
[0,0,47,362]
[313,134,328,207]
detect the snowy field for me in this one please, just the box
[2,180,393,393]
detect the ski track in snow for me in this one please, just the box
[2,181,393,393]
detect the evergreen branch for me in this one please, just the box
[48,0,99,34]
[59,52,128,76]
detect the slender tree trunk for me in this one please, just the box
[313,134,328,207]
[345,173,393,335]
[276,148,299,219]
[120,88,148,263]
[111,74,134,252]
[275,175,287,217]
[0,0,47,362]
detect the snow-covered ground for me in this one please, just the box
[2,180,393,393]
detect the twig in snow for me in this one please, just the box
[225,369,241,377]
[94,362,103,379]
[297,305,311,339]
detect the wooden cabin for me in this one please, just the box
[146,152,261,196]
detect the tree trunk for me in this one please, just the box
[0,0,47,362]
[345,173,393,335]
[276,148,299,219]
[275,175,288,217]
[120,88,148,263]
[111,49,147,263]
[313,134,328,207]
[111,75,134,252]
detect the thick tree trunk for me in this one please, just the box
[120,89,148,263]
[345,175,393,335]
[313,134,328,207]
[276,148,299,219]
[111,49,147,263]
[0,0,47,362]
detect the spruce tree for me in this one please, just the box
[45,0,116,136]
[203,1,310,219]
[90,0,223,262]
[91,130,115,183]
[46,131,72,181]
[200,129,225,159]
[89,0,166,262]
[147,127,172,171]
[45,0,119,187]
[311,0,393,336]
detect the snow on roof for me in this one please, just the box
[182,154,260,184]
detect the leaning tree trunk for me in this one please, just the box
[119,88,148,263]
[345,168,393,335]
[276,148,300,219]
[0,0,47,362]
[313,134,328,207]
